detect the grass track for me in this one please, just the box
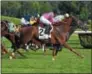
[1,34,91,73]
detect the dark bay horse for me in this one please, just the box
[1,20,25,59]
[1,20,15,56]
[18,15,88,60]
[1,20,39,59]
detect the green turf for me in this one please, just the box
[1,34,91,73]
[1,16,20,25]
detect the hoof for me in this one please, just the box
[12,53,15,56]
[52,58,55,61]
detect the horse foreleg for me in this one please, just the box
[52,48,56,60]
[63,42,84,58]
[1,44,8,55]
[42,44,46,55]
[9,45,17,59]
[51,34,57,60]
[53,44,62,56]
[17,50,26,57]
[9,52,16,60]
[52,45,61,60]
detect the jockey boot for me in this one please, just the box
[45,25,51,35]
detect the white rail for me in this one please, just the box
[74,31,92,34]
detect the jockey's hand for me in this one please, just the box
[59,21,67,25]
[53,21,67,26]
[52,22,61,26]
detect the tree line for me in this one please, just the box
[1,1,92,21]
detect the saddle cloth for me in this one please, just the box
[38,26,51,39]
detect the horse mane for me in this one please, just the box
[71,15,81,24]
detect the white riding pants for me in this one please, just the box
[21,18,29,25]
[40,16,52,25]
[40,16,53,33]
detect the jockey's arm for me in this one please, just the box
[59,21,67,25]
[52,21,67,26]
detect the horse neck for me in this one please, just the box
[68,16,80,36]
[66,17,78,41]
[59,17,73,33]
[67,25,77,41]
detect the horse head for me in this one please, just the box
[71,15,88,31]
[1,20,9,33]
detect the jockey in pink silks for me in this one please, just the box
[40,11,57,38]
[40,10,69,38]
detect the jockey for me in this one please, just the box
[21,15,38,26]
[8,22,16,32]
[40,10,58,38]
[21,15,31,26]
[54,13,70,22]
[29,16,37,25]
[15,25,21,37]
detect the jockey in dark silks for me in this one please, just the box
[21,15,32,26]
[21,15,38,26]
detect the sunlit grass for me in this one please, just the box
[1,34,91,73]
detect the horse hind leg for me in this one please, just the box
[1,45,8,55]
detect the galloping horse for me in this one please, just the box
[1,20,25,59]
[46,15,88,56]
[1,15,87,60]
[17,15,88,60]
[1,20,39,59]
[1,20,15,56]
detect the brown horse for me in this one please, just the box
[1,20,26,59]
[18,15,88,60]
[43,15,88,56]
[1,15,87,60]
[1,20,37,59]
[1,20,15,55]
